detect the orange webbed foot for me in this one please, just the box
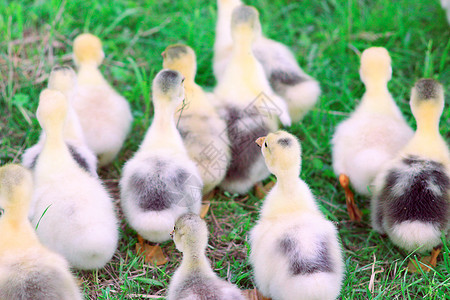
[407,246,442,273]
[339,174,362,222]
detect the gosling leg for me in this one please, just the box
[339,174,362,222]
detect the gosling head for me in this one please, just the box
[37,89,68,134]
[73,33,104,66]
[162,44,197,82]
[230,5,262,42]
[172,213,208,254]
[359,47,392,86]
[152,69,185,107]
[410,78,444,120]
[48,65,77,100]
[0,164,33,215]
[256,131,301,177]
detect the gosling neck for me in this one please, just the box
[232,28,255,59]
[184,76,196,89]
[181,77,197,100]
[42,119,67,153]
[275,169,301,191]
[1,192,30,226]
[176,80,212,115]
[228,34,259,86]
[232,34,254,58]
[359,80,398,115]
[217,0,242,23]
[77,62,105,85]
[178,81,195,112]
[216,0,241,52]
[141,98,182,150]
[262,168,319,216]
[414,105,441,139]
[218,0,242,10]
[64,107,84,143]
[153,101,177,129]
[363,81,391,99]
[178,66,196,84]
[180,245,210,272]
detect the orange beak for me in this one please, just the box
[255,136,266,147]
[161,51,166,58]
[169,229,174,238]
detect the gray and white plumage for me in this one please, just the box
[0,252,82,300]
[217,105,271,194]
[371,79,450,253]
[162,44,231,195]
[120,70,202,243]
[214,0,320,122]
[167,213,245,300]
[214,5,291,195]
[250,131,344,300]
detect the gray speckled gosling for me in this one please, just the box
[213,5,291,195]
[371,79,450,254]
[162,44,231,195]
[167,213,245,300]
[250,131,344,300]
[214,0,321,122]
[120,70,203,243]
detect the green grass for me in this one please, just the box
[1,0,449,299]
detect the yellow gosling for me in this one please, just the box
[214,0,320,122]
[30,89,118,270]
[0,164,82,299]
[22,66,98,177]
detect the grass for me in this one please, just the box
[1,0,449,299]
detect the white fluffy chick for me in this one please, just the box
[22,66,98,177]
[30,89,118,270]
[72,33,133,166]
[331,47,413,221]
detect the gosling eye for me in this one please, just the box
[264,141,268,148]
[0,208,4,217]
